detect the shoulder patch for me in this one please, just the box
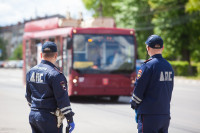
[54,67,62,73]
[60,81,67,90]
[137,69,143,79]
[144,58,152,63]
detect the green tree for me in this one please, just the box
[185,0,200,62]
[82,0,153,59]
[0,37,7,60]
[113,0,153,59]
[186,0,200,12]
[149,0,200,63]
[82,0,119,17]
[82,0,200,63]
[11,44,23,60]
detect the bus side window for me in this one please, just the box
[63,38,68,76]
[25,40,30,72]
[30,40,37,67]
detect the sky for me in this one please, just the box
[0,0,93,26]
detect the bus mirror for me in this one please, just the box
[67,37,72,49]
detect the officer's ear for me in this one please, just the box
[146,45,149,51]
[54,53,58,59]
[40,53,43,58]
[160,46,164,52]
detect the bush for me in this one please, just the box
[169,61,198,76]
[169,61,189,76]
[197,63,200,77]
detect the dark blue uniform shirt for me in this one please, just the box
[132,54,174,115]
[25,60,74,121]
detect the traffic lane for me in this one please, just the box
[0,88,136,133]
[169,80,200,133]
[70,80,200,133]
[0,69,30,133]
[71,97,137,133]
[0,68,23,90]
[70,90,200,133]
[0,88,31,133]
[1,68,200,133]
[0,69,137,133]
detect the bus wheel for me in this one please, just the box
[110,96,119,102]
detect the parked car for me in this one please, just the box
[16,60,23,68]
[0,61,4,67]
[2,61,9,68]
[3,60,20,68]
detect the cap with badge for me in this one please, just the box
[145,35,163,49]
[42,41,57,53]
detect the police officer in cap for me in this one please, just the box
[130,35,174,133]
[25,41,75,133]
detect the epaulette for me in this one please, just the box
[54,67,62,73]
[144,58,152,63]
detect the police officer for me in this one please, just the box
[130,35,174,133]
[25,41,75,133]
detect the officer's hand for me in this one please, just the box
[135,110,138,123]
[69,122,75,133]
[130,99,137,110]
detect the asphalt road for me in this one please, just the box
[0,68,200,133]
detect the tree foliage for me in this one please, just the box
[82,0,119,17]
[185,0,200,62]
[11,44,23,60]
[0,37,7,60]
[82,0,153,59]
[149,0,200,62]
[113,0,153,59]
[82,0,200,62]
[186,0,200,12]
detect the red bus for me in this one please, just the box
[23,17,137,101]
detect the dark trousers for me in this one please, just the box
[29,110,63,133]
[138,114,170,133]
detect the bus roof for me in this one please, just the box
[23,17,135,39]
[73,27,135,35]
[24,17,59,32]
[23,27,135,39]
[23,27,73,39]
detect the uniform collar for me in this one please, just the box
[41,60,56,67]
[151,54,163,59]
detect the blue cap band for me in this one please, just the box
[42,41,57,53]
[145,35,163,49]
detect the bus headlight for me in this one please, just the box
[131,79,135,84]
[73,79,78,84]
[131,79,135,87]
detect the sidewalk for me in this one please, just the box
[175,76,200,85]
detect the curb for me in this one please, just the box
[175,77,200,85]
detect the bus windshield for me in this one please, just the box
[73,34,135,74]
